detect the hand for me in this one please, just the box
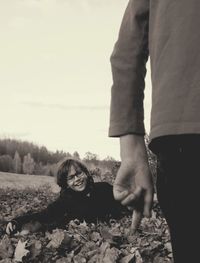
[6,221,17,235]
[113,135,154,233]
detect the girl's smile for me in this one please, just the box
[67,165,87,191]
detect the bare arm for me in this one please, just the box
[113,134,153,232]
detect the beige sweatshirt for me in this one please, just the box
[109,0,200,151]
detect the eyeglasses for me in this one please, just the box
[67,171,85,182]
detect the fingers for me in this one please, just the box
[143,190,154,218]
[121,186,143,206]
[113,184,129,201]
[131,209,142,233]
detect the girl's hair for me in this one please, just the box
[57,159,94,190]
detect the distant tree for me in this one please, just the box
[73,151,80,160]
[103,156,116,162]
[34,162,45,175]
[23,153,35,175]
[84,152,98,161]
[0,155,13,172]
[83,152,99,167]
[65,152,72,159]
[13,151,22,174]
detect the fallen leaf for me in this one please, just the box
[56,257,71,263]
[73,254,87,263]
[46,229,65,249]
[90,232,101,242]
[135,250,143,263]
[164,242,172,253]
[29,240,42,259]
[0,235,14,259]
[0,259,13,263]
[119,254,135,263]
[14,240,29,262]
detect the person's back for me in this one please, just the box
[109,1,200,262]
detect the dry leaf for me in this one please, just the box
[14,240,29,262]
[100,227,113,241]
[0,235,14,259]
[0,259,13,263]
[102,247,120,263]
[135,250,143,263]
[29,240,42,259]
[164,242,172,253]
[90,232,101,242]
[46,229,65,249]
[46,229,72,249]
[73,254,87,263]
[55,257,71,263]
[119,254,135,263]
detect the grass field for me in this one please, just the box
[0,171,60,193]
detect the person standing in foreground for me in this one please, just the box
[109,0,200,262]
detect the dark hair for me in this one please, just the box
[57,159,94,191]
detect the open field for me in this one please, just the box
[0,171,60,193]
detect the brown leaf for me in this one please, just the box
[100,227,113,241]
[90,232,101,242]
[0,235,14,259]
[94,242,120,263]
[119,254,135,263]
[46,229,65,249]
[0,259,13,263]
[73,254,87,263]
[164,242,172,253]
[55,257,72,263]
[29,240,42,259]
[103,247,120,263]
[135,250,143,263]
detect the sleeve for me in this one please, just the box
[109,0,149,137]
[13,196,68,229]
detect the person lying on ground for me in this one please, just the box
[6,159,129,235]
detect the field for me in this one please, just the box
[0,172,173,263]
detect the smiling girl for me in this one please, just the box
[6,159,127,235]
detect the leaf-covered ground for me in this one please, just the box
[0,185,173,263]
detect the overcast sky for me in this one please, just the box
[0,0,152,160]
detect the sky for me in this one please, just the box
[0,0,152,160]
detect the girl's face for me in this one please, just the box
[67,164,87,192]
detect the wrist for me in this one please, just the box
[120,134,147,161]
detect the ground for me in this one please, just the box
[0,172,173,263]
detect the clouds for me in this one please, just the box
[0,0,151,160]
[22,101,109,111]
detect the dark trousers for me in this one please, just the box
[156,145,199,263]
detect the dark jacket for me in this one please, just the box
[13,182,127,230]
[109,0,200,153]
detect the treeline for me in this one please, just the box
[0,139,119,181]
[0,137,156,183]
